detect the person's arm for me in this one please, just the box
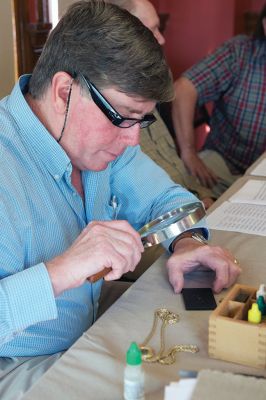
[110,145,239,294]
[0,263,58,345]
[46,220,143,296]
[172,77,198,157]
[172,77,218,188]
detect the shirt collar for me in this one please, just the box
[6,75,71,180]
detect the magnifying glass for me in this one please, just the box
[88,201,205,283]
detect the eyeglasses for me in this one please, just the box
[80,74,156,129]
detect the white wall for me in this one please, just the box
[0,0,15,98]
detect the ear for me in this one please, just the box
[263,18,266,36]
[51,72,74,114]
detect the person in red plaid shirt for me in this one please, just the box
[172,5,266,199]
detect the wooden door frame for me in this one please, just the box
[12,0,52,77]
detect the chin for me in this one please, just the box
[83,155,115,171]
[87,162,110,171]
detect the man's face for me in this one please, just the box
[131,0,165,45]
[62,83,156,171]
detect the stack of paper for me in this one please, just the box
[207,179,266,236]
[164,378,197,400]
[229,180,266,205]
[164,370,266,400]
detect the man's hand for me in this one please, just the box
[46,220,144,296]
[202,196,215,210]
[181,149,218,188]
[166,237,241,294]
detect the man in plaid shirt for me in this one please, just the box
[172,5,266,199]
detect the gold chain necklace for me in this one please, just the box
[139,308,199,365]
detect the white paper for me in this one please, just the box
[206,201,266,236]
[164,379,197,400]
[229,180,266,205]
[250,158,266,177]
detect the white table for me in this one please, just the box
[23,176,266,400]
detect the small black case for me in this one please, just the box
[182,288,217,310]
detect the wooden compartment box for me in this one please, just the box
[208,284,266,369]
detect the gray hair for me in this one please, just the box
[29,0,174,102]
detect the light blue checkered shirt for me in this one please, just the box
[0,76,207,356]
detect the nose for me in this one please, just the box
[120,123,140,147]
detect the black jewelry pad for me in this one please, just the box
[182,288,217,310]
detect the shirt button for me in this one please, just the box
[54,174,60,181]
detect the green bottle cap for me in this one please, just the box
[257,295,266,315]
[126,342,142,365]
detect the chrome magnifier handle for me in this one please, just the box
[88,202,205,283]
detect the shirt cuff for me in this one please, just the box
[166,227,209,253]
[2,263,58,332]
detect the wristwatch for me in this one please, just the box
[190,231,208,245]
[170,230,208,252]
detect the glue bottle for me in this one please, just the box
[124,342,145,400]
[248,303,261,324]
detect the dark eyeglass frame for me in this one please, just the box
[79,74,156,129]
